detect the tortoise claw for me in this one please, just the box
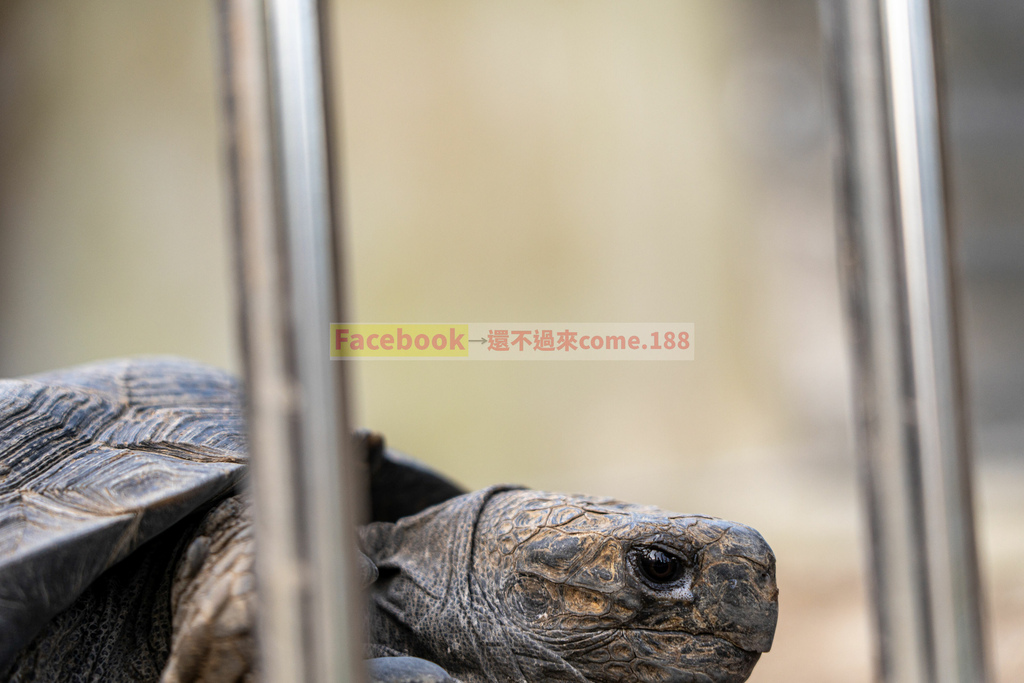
[366,656,456,683]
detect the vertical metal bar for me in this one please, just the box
[820,0,988,681]
[819,4,931,678]
[881,3,987,682]
[218,0,365,681]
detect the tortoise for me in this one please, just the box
[0,358,778,682]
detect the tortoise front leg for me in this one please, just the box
[159,492,453,683]
[161,495,256,683]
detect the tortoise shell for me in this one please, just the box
[0,357,465,674]
[0,358,247,670]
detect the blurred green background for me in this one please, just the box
[0,1,1021,681]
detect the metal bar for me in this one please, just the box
[218,0,365,681]
[820,0,988,681]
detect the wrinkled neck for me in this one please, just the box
[363,486,543,681]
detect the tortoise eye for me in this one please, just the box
[635,547,685,585]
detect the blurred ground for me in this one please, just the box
[0,1,1021,681]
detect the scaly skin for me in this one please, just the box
[361,486,778,683]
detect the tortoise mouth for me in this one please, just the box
[564,628,762,683]
[619,626,774,654]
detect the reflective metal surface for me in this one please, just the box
[821,0,988,681]
[218,0,364,680]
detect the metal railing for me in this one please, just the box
[217,0,365,681]
[821,0,988,681]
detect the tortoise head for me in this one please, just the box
[475,490,778,682]
[361,487,778,683]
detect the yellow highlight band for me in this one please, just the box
[331,324,469,358]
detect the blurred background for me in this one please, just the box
[0,1,1020,681]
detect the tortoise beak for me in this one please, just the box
[699,523,779,653]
